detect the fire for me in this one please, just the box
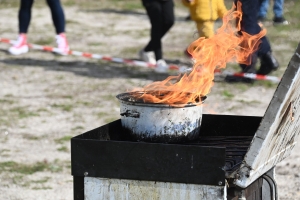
[133,2,266,106]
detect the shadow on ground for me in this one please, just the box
[0,57,173,82]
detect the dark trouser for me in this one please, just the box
[235,0,278,75]
[142,0,174,60]
[19,0,66,34]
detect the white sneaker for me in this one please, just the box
[155,59,169,73]
[139,50,156,65]
[55,33,69,55]
[8,34,29,55]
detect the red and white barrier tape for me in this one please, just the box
[0,37,188,73]
[0,37,280,83]
[214,70,280,83]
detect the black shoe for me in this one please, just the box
[185,15,191,21]
[240,54,258,74]
[257,52,279,75]
[273,16,289,25]
[224,75,254,84]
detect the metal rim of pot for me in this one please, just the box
[116,91,207,107]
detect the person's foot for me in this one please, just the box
[185,15,191,21]
[184,49,193,59]
[224,74,254,83]
[257,52,279,75]
[139,50,156,65]
[155,59,169,73]
[8,34,29,55]
[273,16,289,25]
[257,16,267,23]
[56,33,69,55]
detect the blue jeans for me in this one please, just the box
[258,0,284,18]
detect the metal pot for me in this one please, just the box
[116,92,206,143]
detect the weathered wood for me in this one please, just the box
[84,177,226,200]
[232,43,300,188]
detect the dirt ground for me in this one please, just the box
[0,1,300,200]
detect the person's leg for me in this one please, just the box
[273,0,284,18]
[161,0,174,38]
[240,0,279,75]
[257,0,269,20]
[143,0,164,60]
[196,20,214,38]
[9,0,33,55]
[152,0,174,61]
[272,0,288,24]
[46,0,65,34]
[46,0,69,55]
[19,0,34,33]
[227,0,278,82]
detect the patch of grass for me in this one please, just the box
[55,75,65,80]
[87,42,106,47]
[76,101,93,106]
[35,37,54,45]
[226,105,239,112]
[166,50,187,58]
[0,135,9,143]
[71,126,84,131]
[4,94,13,97]
[22,134,41,140]
[97,111,107,119]
[32,186,52,190]
[51,103,73,112]
[10,107,40,119]
[104,117,118,124]
[37,108,50,113]
[65,19,79,25]
[222,90,234,99]
[32,176,51,184]
[237,99,260,104]
[55,136,72,144]
[12,174,31,187]
[235,83,250,92]
[0,0,19,8]
[57,146,69,152]
[253,80,276,88]
[0,149,11,154]
[0,160,63,175]
[0,99,14,104]
[120,47,140,56]
[0,149,11,157]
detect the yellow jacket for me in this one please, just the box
[182,0,227,21]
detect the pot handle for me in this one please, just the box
[120,110,140,118]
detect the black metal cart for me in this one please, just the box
[71,44,300,200]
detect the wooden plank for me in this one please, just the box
[233,43,300,188]
[84,177,226,200]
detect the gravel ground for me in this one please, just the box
[0,2,299,199]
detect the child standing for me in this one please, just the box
[182,0,227,38]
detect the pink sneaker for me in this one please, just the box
[55,33,69,55]
[8,34,29,55]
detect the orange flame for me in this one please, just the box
[133,2,266,106]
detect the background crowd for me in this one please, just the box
[8,0,289,83]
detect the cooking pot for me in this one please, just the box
[116,92,206,143]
